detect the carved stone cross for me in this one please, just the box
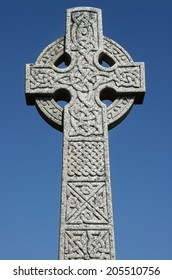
[25,7,145,260]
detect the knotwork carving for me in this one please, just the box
[71,11,98,50]
[69,99,103,136]
[29,59,141,92]
[65,230,111,259]
[67,141,105,178]
[30,68,55,90]
[66,182,108,224]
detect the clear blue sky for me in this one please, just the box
[0,0,172,260]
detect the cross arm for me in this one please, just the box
[95,61,145,105]
[25,64,57,105]
[94,61,145,129]
[113,62,145,104]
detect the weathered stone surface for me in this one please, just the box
[25,7,145,259]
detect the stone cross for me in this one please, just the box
[25,7,145,260]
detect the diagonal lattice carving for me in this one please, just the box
[66,182,108,224]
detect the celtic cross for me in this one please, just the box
[25,7,145,260]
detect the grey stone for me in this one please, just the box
[25,7,145,260]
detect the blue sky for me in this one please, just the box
[0,0,172,260]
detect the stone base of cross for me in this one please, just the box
[25,7,145,259]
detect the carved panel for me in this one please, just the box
[66,182,108,224]
[70,11,98,50]
[64,230,111,259]
[69,99,103,137]
[30,68,55,90]
[67,141,105,178]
